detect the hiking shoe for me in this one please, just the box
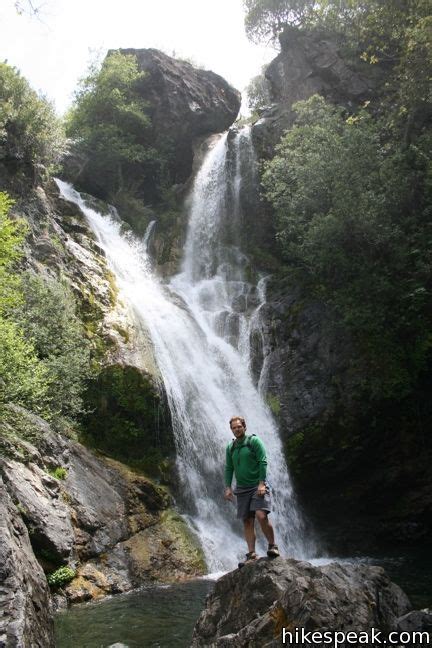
[267,544,280,558]
[238,551,258,568]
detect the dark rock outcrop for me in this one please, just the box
[0,478,54,648]
[257,280,357,437]
[192,558,412,647]
[396,610,432,634]
[117,48,241,184]
[252,26,374,156]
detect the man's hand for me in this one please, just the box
[224,486,234,501]
[257,482,266,497]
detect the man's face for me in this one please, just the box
[230,419,246,439]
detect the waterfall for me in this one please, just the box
[55,127,315,572]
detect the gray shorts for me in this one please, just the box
[234,483,272,520]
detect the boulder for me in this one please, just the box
[117,48,241,183]
[191,558,412,647]
[0,478,54,648]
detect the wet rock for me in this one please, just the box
[0,478,54,647]
[258,282,356,437]
[120,509,205,585]
[64,562,128,604]
[192,558,412,647]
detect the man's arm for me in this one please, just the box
[253,436,268,496]
[224,444,234,500]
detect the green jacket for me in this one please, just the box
[224,434,267,487]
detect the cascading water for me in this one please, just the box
[56,126,316,571]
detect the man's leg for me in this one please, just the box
[243,516,256,553]
[255,510,275,545]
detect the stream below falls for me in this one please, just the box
[55,549,432,648]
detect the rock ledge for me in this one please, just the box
[192,557,413,647]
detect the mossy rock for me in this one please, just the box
[82,364,174,476]
[123,508,206,583]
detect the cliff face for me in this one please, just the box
[246,29,432,553]
[0,406,204,612]
[0,477,55,648]
[1,53,241,644]
[252,26,374,156]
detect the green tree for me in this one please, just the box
[14,274,93,419]
[0,192,24,312]
[244,0,317,43]
[0,62,65,172]
[66,51,164,202]
[0,192,50,412]
[246,69,272,112]
[262,95,432,399]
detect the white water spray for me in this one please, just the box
[56,127,315,570]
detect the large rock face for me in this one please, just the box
[252,26,374,155]
[256,280,357,437]
[0,405,205,639]
[192,558,412,647]
[0,478,54,648]
[117,48,241,183]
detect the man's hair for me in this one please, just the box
[229,416,246,429]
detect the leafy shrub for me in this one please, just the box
[0,192,50,413]
[0,318,50,413]
[13,274,93,420]
[47,566,76,588]
[49,466,68,480]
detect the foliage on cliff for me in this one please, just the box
[0,193,92,420]
[263,94,431,400]
[0,193,50,412]
[253,0,432,406]
[244,0,316,42]
[0,62,65,174]
[245,0,431,131]
[66,51,167,206]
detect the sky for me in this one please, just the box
[1,0,278,115]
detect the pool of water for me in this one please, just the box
[54,579,214,648]
[366,546,432,609]
[55,550,432,648]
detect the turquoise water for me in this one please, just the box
[55,551,432,648]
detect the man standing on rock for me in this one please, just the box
[224,416,280,565]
